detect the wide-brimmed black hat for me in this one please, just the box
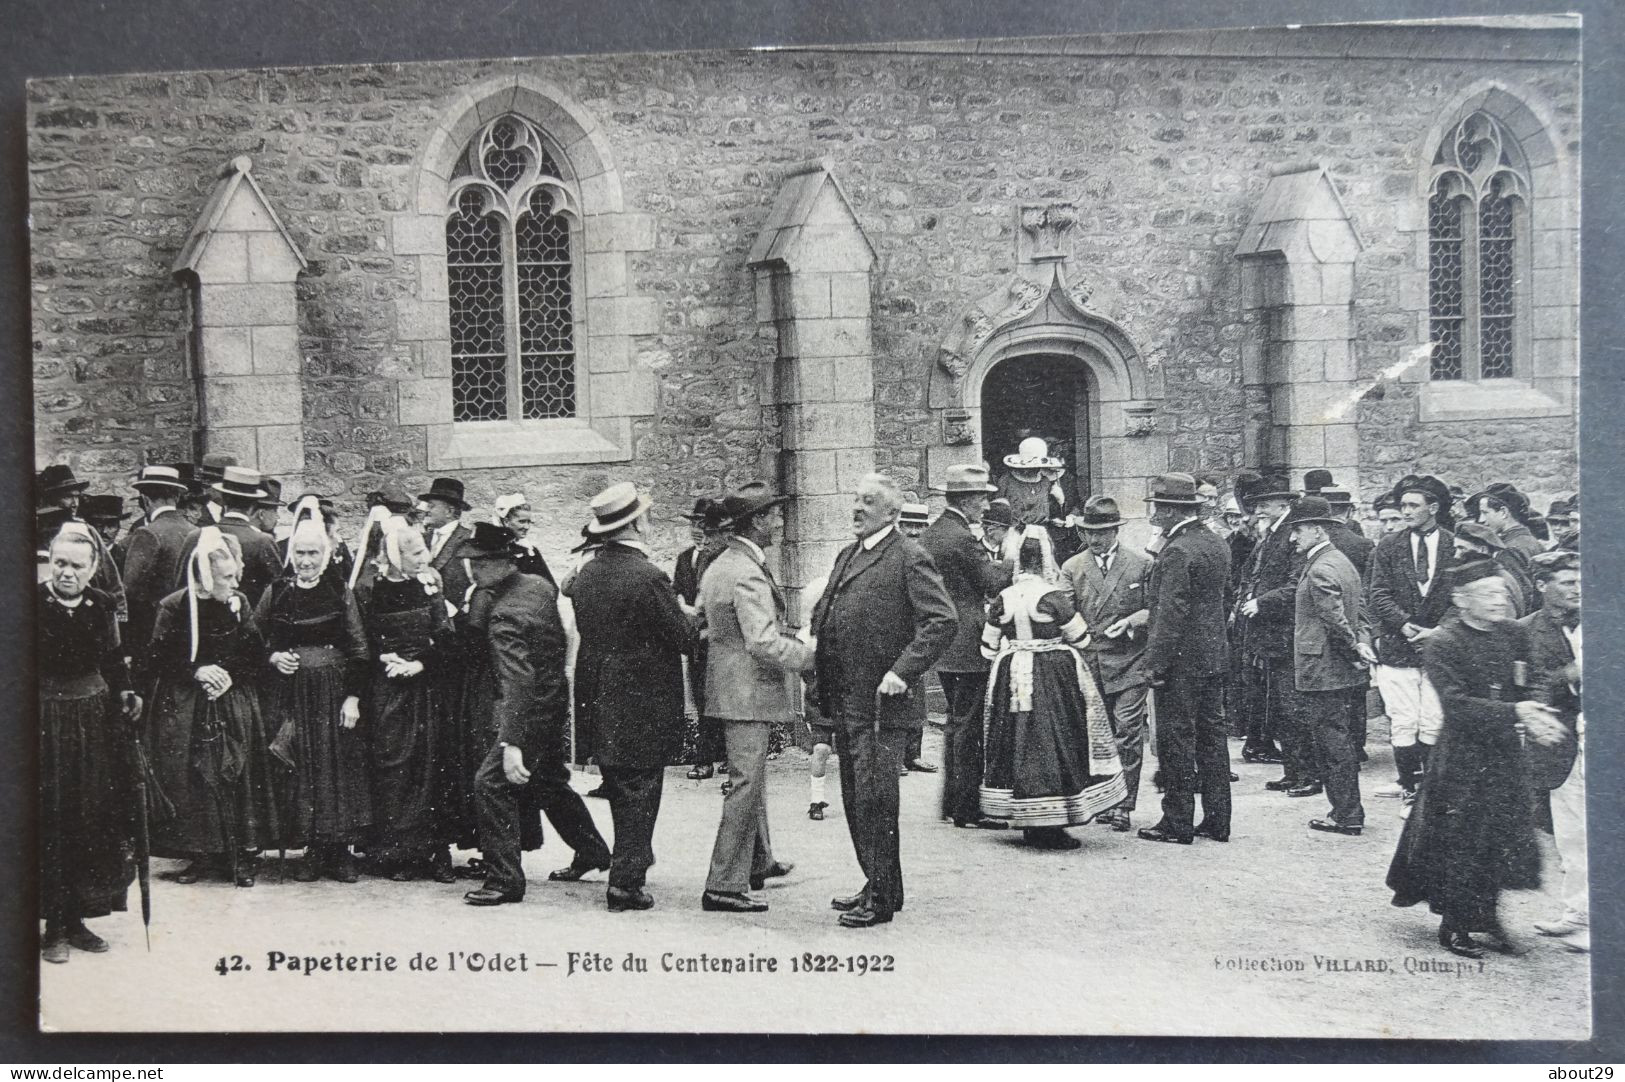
[211,465,269,501]
[369,480,416,514]
[716,482,790,529]
[463,520,518,558]
[169,462,205,497]
[1069,495,1126,530]
[1144,473,1203,506]
[37,464,90,499]
[1249,469,1296,503]
[682,497,728,530]
[80,495,132,523]
[418,477,471,512]
[1280,496,1341,529]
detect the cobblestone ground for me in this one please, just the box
[40,727,1588,1038]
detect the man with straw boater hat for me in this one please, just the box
[920,464,1010,830]
[211,466,283,607]
[121,465,200,653]
[570,482,699,912]
[696,481,810,914]
[1060,494,1152,832]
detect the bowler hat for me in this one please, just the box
[1280,496,1341,529]
[982,498,1016,528]
[1144,473,1203,506]
[131,464,191,496]
[463,520,518,558]
[258,478,284,509]
[1546,497,1572,519]
[37,464,90,499]
[419,477,471,512]
[1070,495,1126,530]
[1318,486,1354,509]
[585,481,652,536]
[1231,468,1264,510]
[716,482,789,529]
[211,466,269,501]
[1249,469,1296,503]
[1303,469,1335,494]
[80,495,132,523]
[1453,521,1506,553]
[931,464,999,495]
[198,453,238,485]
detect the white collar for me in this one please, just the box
[1166,516,1201,540]
[734,536,767,564]
[432,520,458,537]
[149,505,177,521]
[1307,540,1331,559]
[222,511,253,524]
[1095,542,1119,562]
[861,523,895,551]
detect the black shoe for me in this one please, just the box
[686,764,716,780]
[1228,772,1240,782]
[290,859,321,883]
[1439,921,1485,959]
[66,926,108,953]
[586,785,610,800]
[838,906,893,928]
[235,869,257,888]
[953,816,1010,830]
[701,890,768,913]
[463,886,523,906]
[1309,818,1362,836]
[549,859,611,882]
[1194,822,1229,842]
[1137,825,1193,845]
[42,936,69,965]
[1264,778,1298,792]
[430,852,458,884]
[830,891,868,912]
[808,802,827,821]
[750,861,794,891]
[905,760,938,773]
[1286,784,1324,798]
[1241,747,1283,764]
[326,851,360,883]
[389,867,417,882]
[607,886,654,912]
[1024,829,1082,850]
[1099,809,1132,832]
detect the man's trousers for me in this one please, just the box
[600,765,665,890]
[1104,683,1149,812]
[474,744,613,897]
[834,723,909,916]
[1154,672,1230,838]
[1372,664,1443,791]
[1267,655,1319,786]
[1302,686,1364,827]
[937,670,988,822]
[1548,750,1589,925]
[704,720,778,894]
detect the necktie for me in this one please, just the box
[1412,529,1433,585]
[1097,554,1110,576]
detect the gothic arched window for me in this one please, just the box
[1426,112,1531,381]
[445,115,579,422]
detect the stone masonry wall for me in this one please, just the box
[29,39,1579,560]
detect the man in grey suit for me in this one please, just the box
[920,464,1009,829]
[697,482,813,914]
[1060,496,1151,831]
[1283,497,1370,836]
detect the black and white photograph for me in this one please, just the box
[24,11,1589,1037]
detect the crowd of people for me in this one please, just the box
[35,440,1585,961]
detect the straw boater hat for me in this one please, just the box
[1068,495,1126,530]
[80,495,132,523]
[1144,473,1204,506]
[37,464,90,500]
[716,482,789,529]
[211,465,269,501]
[931,464,999,495]
[418,477,471,512]
[1003,436,1063,471]
[131,464,191,497]
[585,481,652,536]
[898,503,930,529]
[1279,495,1342,530]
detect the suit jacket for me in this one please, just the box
[1293,542,1366,691]
[467,569,569,754]
[217,514,284,609]
[1517,605,1581,790]
[699,539,813,722]
[1327,522,1374,580]
[571,543,697,767]
[1243,516,1303,660]
[1366,527,1458,667]
[810,528,957,731]
[119,508,199,655]
[1060,544,1151,693]
[427,522,473,575]
[918,509,1009,673]
[1144,518,1230,679]
[672,544,719,607]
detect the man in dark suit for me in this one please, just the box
[1225,471,1275,763]
[461,522,615,906]
[1279,497,1370,835]
[1139,473,1232,845]
[571,482,698,912]
[1060,495,1151,831]
[673,498,729,781]
[421,475,474,575]
[811,473,957,927]
[119,465,200,655]
[1238,471,1311,792]
[1365,474,1458,808]
[920,464,1008,830]
[209,467,284,607]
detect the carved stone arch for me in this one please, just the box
[1413,79,1571,207]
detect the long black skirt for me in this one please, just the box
[42,687,133,925]
[147,680,281,857]
[263,648,371,847]
[367,669,441,863]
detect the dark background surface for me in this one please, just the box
[2,0,1619,1062]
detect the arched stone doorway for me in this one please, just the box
[980,353,1091,512]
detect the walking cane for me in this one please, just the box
[131,736,156,951]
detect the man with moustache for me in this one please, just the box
[811,473,956,927]
[1237,470,1309,792]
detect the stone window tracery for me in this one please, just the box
[445,115,578,423]
[1426,112,1530,382]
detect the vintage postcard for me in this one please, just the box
[29,14,1586,1036]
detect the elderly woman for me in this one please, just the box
[355,518,454,882]
[979,536,1126,849]
[142,527,280,888]
[494,492,557,586]
[39,526,142,964]
[257,502,372,883]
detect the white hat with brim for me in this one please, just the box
[1002,436,1063,471]
[585,481,653,536]
[930,463,999,495]
[131,465,191,495]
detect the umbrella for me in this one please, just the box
[267,718,300,882]
[128,736,170,952]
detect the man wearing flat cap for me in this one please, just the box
[697,482,811,913]
[1139,474,1232,845]
[921,464,1010,830]
[1060,495,1151,831]
[571,482,699,912]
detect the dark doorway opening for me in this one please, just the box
[981,353,1090,509]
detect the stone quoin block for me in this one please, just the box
[592,295,660,337]
[200,374,301,429]
[397,378,450,426]
[584,251,628,298]
[250,324,300,375]
[420,340,453,379]
[782,449,839,497]
[391,213,444,257]
[197,283,296,328]
[796,317,871,359]
[193,232,249,284]
[199,427,259,467]
[583,212,657,254]
[247,233,304,283]
[395,298,447,342]
[197,326,253,378]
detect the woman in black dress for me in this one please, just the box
[356,518,455,881]
[495,492,557,586]
[257,505,372,882]
[39,526,142,963]
[143,527,281,888]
